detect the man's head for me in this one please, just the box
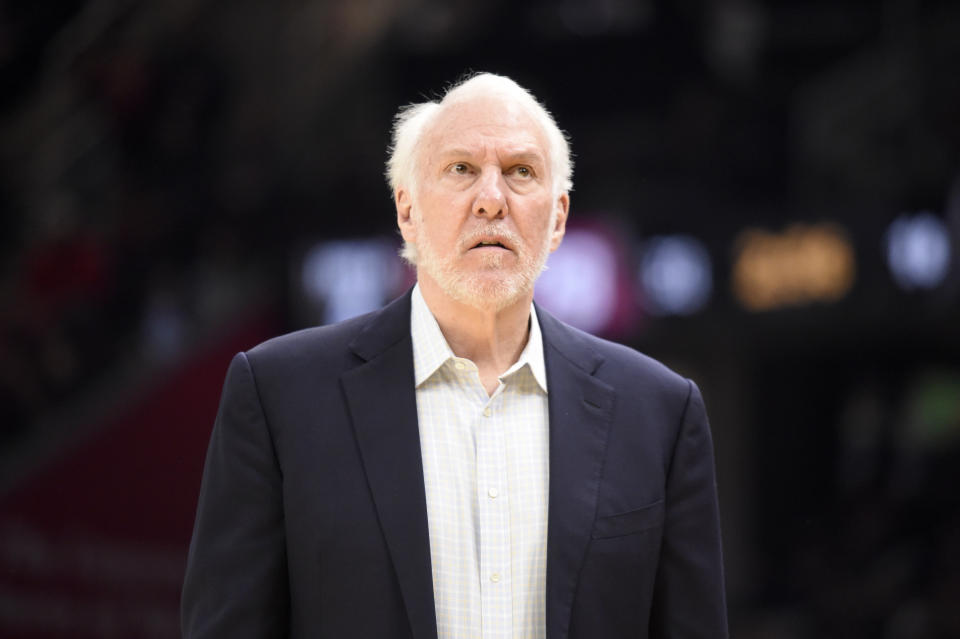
[388,73,572,311]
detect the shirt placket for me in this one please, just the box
[476,381,512,638]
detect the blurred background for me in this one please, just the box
[1,0,959,636]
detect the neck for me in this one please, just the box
[417,273,532,394]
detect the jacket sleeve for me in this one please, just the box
[181,352,290,638]
[649,379,729,638]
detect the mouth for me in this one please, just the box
[469,236,513,252]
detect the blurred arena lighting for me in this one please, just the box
[301,238,404,324]
[535,226,620,334]
[732,223,855,311]
[639,235,713,316]
[886,212,953,291]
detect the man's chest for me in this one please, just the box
[416,365,550,638]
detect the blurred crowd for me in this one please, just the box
[0,31,270,448]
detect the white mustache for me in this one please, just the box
[459,225,521,251]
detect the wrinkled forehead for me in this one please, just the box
[421,93,551,161]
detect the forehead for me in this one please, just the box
[422,94,550,160]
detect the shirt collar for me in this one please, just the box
[411,284,456,387]
[410,284,548,393]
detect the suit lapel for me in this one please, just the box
[340,292,438,639]
[538,307,615,639]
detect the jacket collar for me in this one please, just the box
[537,302,615,639]
[342,289,439,639]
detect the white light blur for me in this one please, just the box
[535,228,618,334]
[301,239,402,324]
[639,235,713,315]
[886,212,952,291]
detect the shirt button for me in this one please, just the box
[487,487,499,499]
[483,407,491,417]
[490,573,501,583]
[455,362,465,370]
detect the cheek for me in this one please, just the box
[529,207,558,245]
[417,218,460,256]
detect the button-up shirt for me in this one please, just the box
[410,285,549,639]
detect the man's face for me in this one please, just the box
[396,94,569,311]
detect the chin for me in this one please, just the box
[416,241,547,312]
[445,271,534,312]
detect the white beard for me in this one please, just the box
[413,215,555,312]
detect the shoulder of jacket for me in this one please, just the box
[549,320,693,408]
[243,309,378,368]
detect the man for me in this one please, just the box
[182,73,727,639]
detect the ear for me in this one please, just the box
[395,187,417,244]
[549,192,569,252]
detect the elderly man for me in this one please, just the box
[182,73,727,639]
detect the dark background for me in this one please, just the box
[1,0,959,637]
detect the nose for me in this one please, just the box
[472,169,507,219]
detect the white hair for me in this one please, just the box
[386,72,573,229]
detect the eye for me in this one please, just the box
[450,162,469,175]
[512,165,533,178]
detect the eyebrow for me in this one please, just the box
[435,147,546,164]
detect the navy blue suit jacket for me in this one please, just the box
[182,290,728,638]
